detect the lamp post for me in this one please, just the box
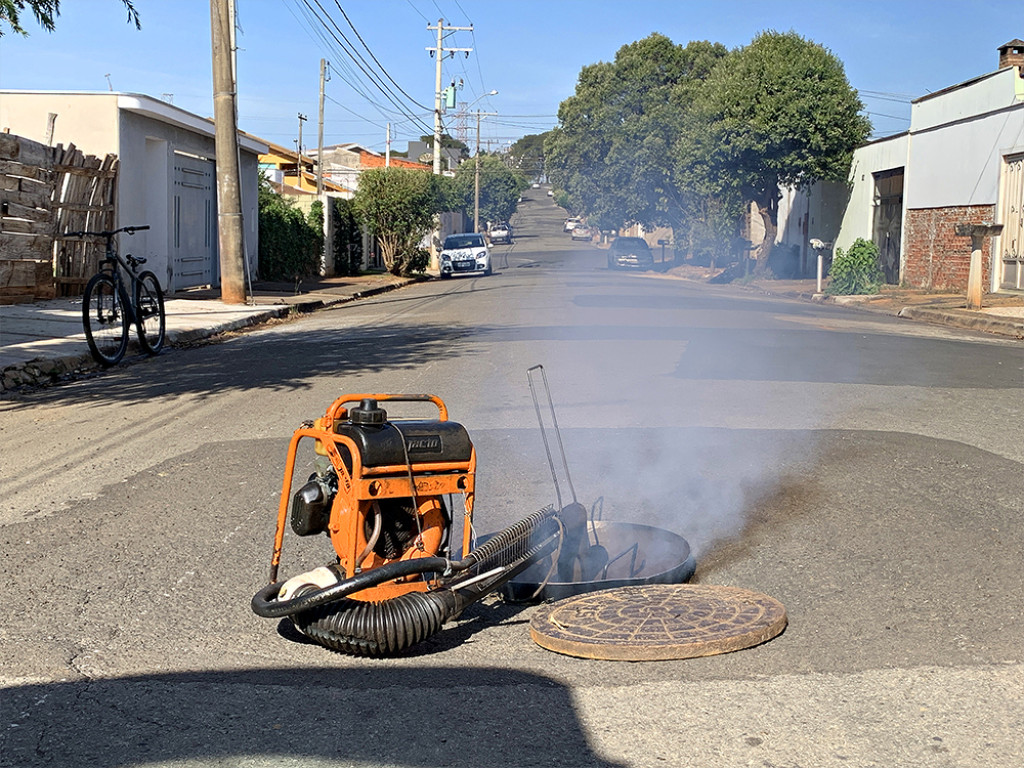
[471,90,498,233]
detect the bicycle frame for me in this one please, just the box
[96,246,142,325]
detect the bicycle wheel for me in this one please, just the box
[134,270,166,354]
[82,273,129,366]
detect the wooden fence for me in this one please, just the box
[0,132,117,303]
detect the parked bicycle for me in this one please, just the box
[69,225,166,366]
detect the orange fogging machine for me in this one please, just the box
[251,394,564,656]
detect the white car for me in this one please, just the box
[440,233,491,278]
[488,222,512,245]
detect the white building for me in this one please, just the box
[0,90,267,293]
[833,40,1024,291]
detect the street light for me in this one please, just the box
[472,90,498,233]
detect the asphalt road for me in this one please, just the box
[2,187,1023,767]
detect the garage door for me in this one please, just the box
[172,152,216,291]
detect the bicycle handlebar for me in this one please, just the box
[66,225,150,238]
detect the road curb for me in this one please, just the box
[167,305,292,345]
[897,305,1024,339]
[724,279,1024,339]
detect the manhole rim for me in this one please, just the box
[529,583,788,661]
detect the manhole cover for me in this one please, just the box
[529,584,787,661]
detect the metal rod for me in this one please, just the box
[527,364,578,505]
[528,365,562,510]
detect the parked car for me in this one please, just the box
[440,233,491,278]
[488,222,512,245]
[563,217,583,233]
[607,237,654,270]
[571,225,593,241]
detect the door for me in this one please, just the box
[172,152,216,291]
[999,153,1023,291]
[872,168,904,285]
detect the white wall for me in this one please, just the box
[834,133,909,253]
[911,68,1018,132]
[907,104,1024,208]
[0,91,120,155]
[0,91,266,292]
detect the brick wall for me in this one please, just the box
[904,205,996,290]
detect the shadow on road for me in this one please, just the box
[1,666,626,768]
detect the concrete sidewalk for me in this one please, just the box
[664,265,1024,340]
[0,273,417,392]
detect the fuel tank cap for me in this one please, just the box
[349,398,388,427]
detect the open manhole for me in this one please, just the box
[497,521,696,602]
[530,584,787,661]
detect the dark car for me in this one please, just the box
[607,237,654,270]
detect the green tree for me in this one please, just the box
[352,167,447,276]
[451,154,529,226]
[331,197,363,276]
[508,132,551,181]
[257,175,322,281]
[545,35,727,233]
[1,0,139,35]
[681,31,871,273]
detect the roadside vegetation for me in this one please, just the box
[352,166,446,276]
[826,238,884,296]
[538,31,870,278]
[257,175,324,281]
[450,154,530,225]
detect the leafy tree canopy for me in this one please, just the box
[680,30,871,268]
[507,132,551,180]
[420,133,469,157]
[450,155,529,226]
[1,0,139,35]
[352,167,449,275]
[545,34,727,231]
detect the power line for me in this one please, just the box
[333,1,431,111]
[287,0,433,136]
[304,0,428,125]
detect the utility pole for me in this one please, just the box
[316,59,327,196]
[474,110,497,233]
[385,123,391,167]
[426,19,472,175]
[210,0,245,304]
[296,113,307,185]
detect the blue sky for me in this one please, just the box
[0,0,1019,154]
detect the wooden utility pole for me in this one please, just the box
[210,0,245,304]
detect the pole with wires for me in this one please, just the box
[425,19,472,176]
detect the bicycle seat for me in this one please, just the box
[126,254,147,268]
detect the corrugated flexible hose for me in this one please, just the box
[254,507,561,656]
